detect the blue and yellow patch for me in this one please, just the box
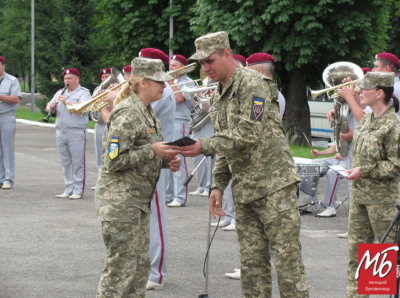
[250,96,265,122]
[108,136,119,160]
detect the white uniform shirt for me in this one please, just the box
[277,91,285,119]
[174,74,195,123]
[0,72,21,115]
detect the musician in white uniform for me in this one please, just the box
[246,53,285,118]
[0,56,21,190]
[372,52,400,115]
[166,54,196,207]
[137,48,176,291]
[46,68,91,200]
[92,68,112,191]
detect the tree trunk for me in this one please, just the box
[285,66,311,146]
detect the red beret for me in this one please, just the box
[123,65,131,74]
[140,48,169,65]
[361,67,372,75]
[171,54,188,66]
[376,52,400,69]
[233,54,246,66]
[62,68,80,77]
[246,53,275,66]
[0,56,4,63]
[98,68,112,78]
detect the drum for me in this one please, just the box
[296,162,326,177]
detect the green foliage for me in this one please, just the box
[387,2,400,58]
[0,0,102,101]
[95,0,197,66]
[191,0,392,83]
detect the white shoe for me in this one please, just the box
[189,190,202,195]
[223,223,236,231]
[199,190,209,197]
[211,221,230,227]
[146,280,164,290]
[225,270,241,280]
[317,208,336,217]
[1,183,11,189]
[55,193,71,198]
[69,194,82,200]
[167,201,183,207]
[337,232,348,238]
[233,268,240,272]
[91,186,96,190]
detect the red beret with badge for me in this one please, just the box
[123,65,132,74]
[246,53,275,66]
[361,67,372,75]
[62,68,80,77]
[140,48,169,65]
[376,52,400,69]
[0,56,4,64]
[98,68,112,78]
[233,54,246,66]
[171,54,188,66]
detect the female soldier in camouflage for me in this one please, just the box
[345,71,400,297]
[95,57,181,298]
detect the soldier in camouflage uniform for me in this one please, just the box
[95,57,181,298]
[345,72,400,298]
[180,31,309,298]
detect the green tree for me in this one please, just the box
[191,0,392,145]
[95,0,197,66]
[0,0,102,101]
[0,0,31,82]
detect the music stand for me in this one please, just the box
[183,154,216,298]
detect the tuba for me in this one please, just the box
[189,77,216,132]
[319,62,364,157]
[90,68,125,123]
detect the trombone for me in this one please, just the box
[168,62,197,77]
[309,79,363,100]
[67,80,128,116]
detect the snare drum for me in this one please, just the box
[296,162,325,177]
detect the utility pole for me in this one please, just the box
[30,0,35,113]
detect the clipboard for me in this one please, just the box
[165,137,197,146]
[328,165,349,177]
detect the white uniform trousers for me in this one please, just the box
[166,123,189,205]
[56,129,87,196]
[94,122,106,173]
[192,120,214,193]
[149,169,168,284]
[223,180,235,224]
[322,153,351,207]
[0,112,16,186]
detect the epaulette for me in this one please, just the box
[81,87,89,91]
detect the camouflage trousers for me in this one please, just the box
[346,201,398,298]
[234,183,309,298]
[97,209,150,298]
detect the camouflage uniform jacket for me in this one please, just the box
[351,108,400,205]
[95,91,168,221]
[200,66,300,204]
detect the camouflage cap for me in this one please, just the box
[189,31,230,60]
[131,57,173,82]
[357,72,395,89]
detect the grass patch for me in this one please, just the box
[16,106,95,129]
[290,144,335,159]
[16,105,333,158]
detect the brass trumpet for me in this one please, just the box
[67,80,128,116]
[310,79,363,100]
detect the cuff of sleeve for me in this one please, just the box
[200,137,211,154]
[211,181,225,195]
[143,143,156,160]
[359,165,371,178]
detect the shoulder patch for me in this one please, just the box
[108,136,120,160]
[250,96,265,122]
